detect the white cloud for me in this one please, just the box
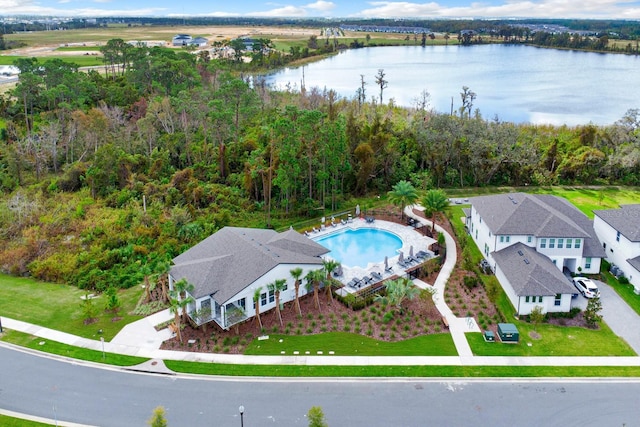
[247,5,308,17]
[306,1,336,12]
[357,0,640,19]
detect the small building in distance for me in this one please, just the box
[172,34,192,46]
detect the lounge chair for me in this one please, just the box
[347,277,362,288]
[340,219,347,225]
[312,227,319,233]
[304,230,311,237]
[362,275,373,285]
[384,264,393,273]
[416,250,428,259]
[371,271,383,281]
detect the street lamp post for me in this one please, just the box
[239,405,244,427]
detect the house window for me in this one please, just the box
[558,238,563,249]
[500,236,504,243]
[555,293,562,306]
[506,236,510,242]
[269,289,275,303]
[566,239,572,249]
[236,298,246,310]
[575,239,581,249]
[260,292,267,306]
[540,238,547,249]
[616,231,621,242]
[525,296,530,303]
[475,230,478,239]
[549,238,555,249]
[585,257,592,269]
[538,296,543,303]
[527,236,532,243]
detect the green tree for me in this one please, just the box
[169,289,193,343]
[290,267,304,317]
[529,305,545,331]
[81,294,98,325]
[267,278,287,327]
[585,296,603,327]
[253,287,263,330]
[104,286,121,315]
[374,278,419,314]
[305,269,324,310]
[173,278,195,322]
[147,406,168,427]
[322,259,340,302]
[387,180,418,220]
[307,406,328,427]
[422,189,449,231]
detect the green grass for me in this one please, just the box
[0,273,144,340]
[1,330,148,366]
[55,46,102,52]
[0,414,53,427]
[602,271,640,316]
[468,320,635,357]
[0,55,104,67]
[244,332,457,356]
[165,360,640,377]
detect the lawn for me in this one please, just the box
[0,414,52,427]
[0,55,104,67]
[602,270,640,316]
[0,273,144,340]
[1,330,148,366]
[165,360,640,377]
[244,332,456,356]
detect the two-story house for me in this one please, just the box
[593,204,640,293]
[466,193,605,315]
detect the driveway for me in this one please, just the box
[593,280,640,355]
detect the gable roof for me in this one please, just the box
[492,242,575,296]
[593,204,640,242]
[170,227,328,303]
[472,193,604,258]
[627,255,640,273]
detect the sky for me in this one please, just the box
[2,0,640,19]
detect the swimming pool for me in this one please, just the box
[314,228,403,268]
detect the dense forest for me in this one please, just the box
[0,38,639,292]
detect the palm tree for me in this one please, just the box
[387,180,418,220]
[169,289,193,343]
[322,259,340,302]
[267,279,287,327]
[374,278,419,315]
[422,189,449,231]
[305,269,324,310]
[290,267,304,317]
[173,278,195,322]
[253,287,263,330]
[155,260,171,303]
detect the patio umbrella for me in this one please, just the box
[398,251,404,264]
[384,256,389,271]
[355,204,360,216]
[409,246,414,258]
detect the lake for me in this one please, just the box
[265,44,640,126]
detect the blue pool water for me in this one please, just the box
[315,228,403,268]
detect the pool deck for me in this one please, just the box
[309,216,436,293]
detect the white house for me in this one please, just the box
[466,193,605,315]
[169,227,329,330]
[593,204,640,292]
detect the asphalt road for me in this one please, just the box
[2,345,640,427]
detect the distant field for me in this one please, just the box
[0,54,103,67]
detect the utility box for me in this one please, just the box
[498,323,519,342]
[484,330,495,342]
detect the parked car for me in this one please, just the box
[573,277,600,298]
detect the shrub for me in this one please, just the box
[382,312,394,324]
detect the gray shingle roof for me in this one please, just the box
[593,204,640,242]
[471,193,604,258]
[492,243,575,296]
[170,227,328,303]
[627,255,640,273]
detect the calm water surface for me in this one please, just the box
[266,45,640,126]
